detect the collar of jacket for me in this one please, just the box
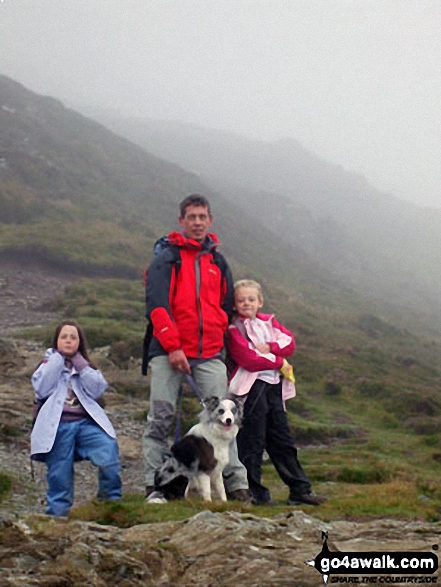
[168,231,220,251]
[233,312,274,326]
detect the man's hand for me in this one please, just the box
[168,349,191,374]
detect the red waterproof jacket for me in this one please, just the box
[146,232,234,360]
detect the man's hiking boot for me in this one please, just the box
[227,489,252,505]
[251,497,275,506]
[287,492,327,506]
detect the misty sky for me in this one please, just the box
[1,0,440,208]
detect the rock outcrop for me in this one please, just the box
[1,511,440,586]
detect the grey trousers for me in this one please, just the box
[142,355,248,492]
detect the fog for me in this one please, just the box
[1,0,440,208]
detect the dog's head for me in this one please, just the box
[154,456,184,488]
[200,396,243,431]
[153,456,191,500]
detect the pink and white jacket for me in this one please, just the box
[227,313,296,403]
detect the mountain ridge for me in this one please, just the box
[0,75,363,299]
[2,75,441,339]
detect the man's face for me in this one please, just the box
[179,205,213,242]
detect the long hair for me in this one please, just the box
[52,320,92,363]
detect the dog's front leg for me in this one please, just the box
[197,472,212,501]
[185,480,197,499]
[211,471,227,502]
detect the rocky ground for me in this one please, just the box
[2,510,440,586]
[1,262,440,586]
[0,259,74,335]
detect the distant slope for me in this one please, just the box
[0,75,353,298]
[1,78,187,223]
[86,113,441,335]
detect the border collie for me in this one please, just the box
[147,396,242,503]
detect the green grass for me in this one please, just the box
[68,467,441,527]
[0,222,149,278]
[67,407,441,527]
[70,495,251,527]
[22,278,145,349]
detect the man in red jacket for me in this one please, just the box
[143,194,250,502]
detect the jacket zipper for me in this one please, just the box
[195,252,203,357]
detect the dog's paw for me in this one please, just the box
[145,491,168,504]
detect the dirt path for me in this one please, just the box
[0,259,75,334]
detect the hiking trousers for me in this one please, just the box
[44,419,122,517]
[237,379,311,504]
[142,356,248,492]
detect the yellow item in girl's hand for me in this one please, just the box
[280,359,295,383]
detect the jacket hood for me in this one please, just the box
[168,231,220,250]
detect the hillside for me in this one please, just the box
[0,76,336,288]
[1,75,441,528]
[0,74,441,430]
[0,75,382,322]
[0,75,207,276]
[87,113,441,336]
[1,75,441,382]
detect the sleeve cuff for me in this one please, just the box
[71,353,89,371]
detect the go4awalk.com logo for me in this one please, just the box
[306,532,438,585]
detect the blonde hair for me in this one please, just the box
[234,279,264,303]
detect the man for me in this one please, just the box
[143,194,250,502]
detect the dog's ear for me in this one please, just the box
[202,396,220,412]
[228,395,244,421]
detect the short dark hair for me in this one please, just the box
[179,194,211,217]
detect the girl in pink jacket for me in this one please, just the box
[227,280,325,506]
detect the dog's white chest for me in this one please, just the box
[212,443,229,468]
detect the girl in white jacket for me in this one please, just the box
[31,320,122,516]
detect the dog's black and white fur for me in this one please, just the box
[148,396,242,503]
